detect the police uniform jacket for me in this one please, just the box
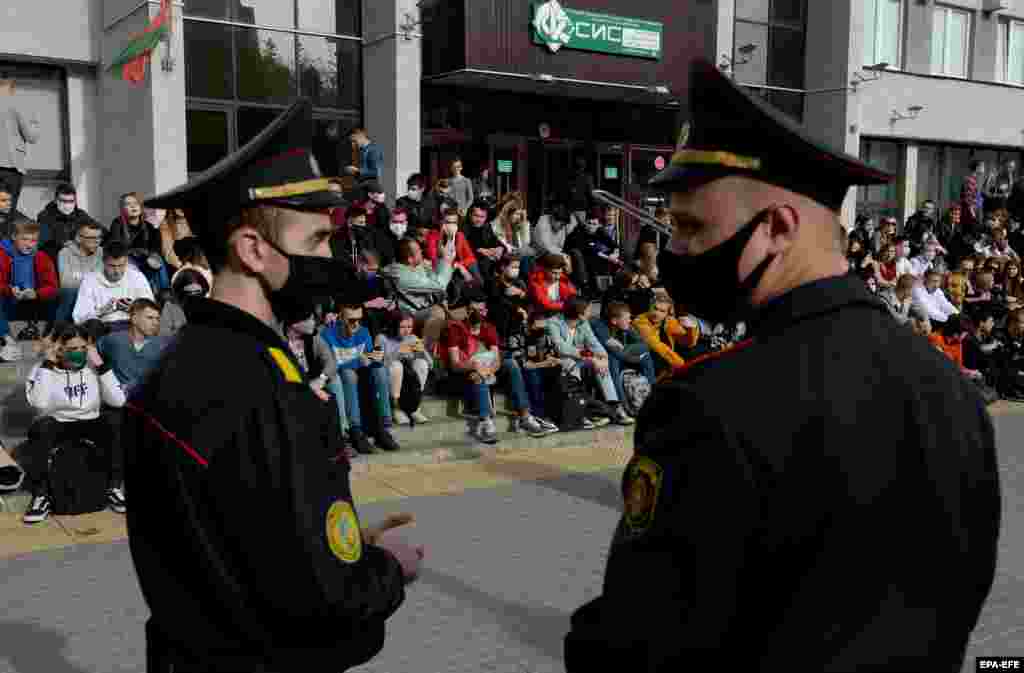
[125,298,406,672]
[564,274,1001,672]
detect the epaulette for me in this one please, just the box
[265,346,305,384]
[656,337,756,385]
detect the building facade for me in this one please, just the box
[4,0,1024,229]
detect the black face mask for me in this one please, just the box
[657,208,775,325]
[263,238,355,326]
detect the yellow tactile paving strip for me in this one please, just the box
[0,443,633,560]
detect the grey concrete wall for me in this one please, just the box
[0,0,101,64]
[362,0,421,199]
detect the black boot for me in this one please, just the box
[374,428,401,452]
[349,429,375,455]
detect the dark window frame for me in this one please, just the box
[733,0,808,121]
[0,59,72,183]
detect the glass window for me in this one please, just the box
[734,21,769,85]
[237,107,285,147]
[186,109,230,173]
[859,140,901,215]
[234,0,295,28]
[298,35,361,109]
[735,0,770,22]
[185,21,234,99]
[768,90,803,122]
[0,66,66,174]
[299,0,361,36]
[1000,19,1024,84]
[768,26,804,89]
[771,0,804,27]
[932,6,971,78]
[236,29,296,104]
[916,145,941,207]
[186,0,228,19]
[864,0,902,68]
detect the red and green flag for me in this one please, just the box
[108,0,173,85]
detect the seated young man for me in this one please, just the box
[963,306,1003,385]
[564,207,623,294]
[632,296,701,380]
[56,220,104,323]
[20,323,126,524]
[590,301,655,406]
[508,310,564,432]
[380,237,455,357]
[72,240,156,331]
[0,219,59,344]
[320,302,400,454]
[98,299,172,398]
[912,269,959,328]
[546,297,633,425]
[528,252,577,316]
[880,274,916,326]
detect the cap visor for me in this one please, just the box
[268,189,349,211]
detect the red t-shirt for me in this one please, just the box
[442,319,499,369]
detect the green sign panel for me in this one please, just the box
[604,166,619,180]
[532,2,662,60]
[497,159,514,174]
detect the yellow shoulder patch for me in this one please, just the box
[623,456,663,535]
[267,347,303,383]
[326,500,363,563]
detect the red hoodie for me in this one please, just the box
[424,229,477,269]
[0,245,59,301]
[528,267,577,313]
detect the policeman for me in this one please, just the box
[126,99,424,673]
[564,60,1001,671]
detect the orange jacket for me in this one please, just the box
[929,333,964,368]
[632,312,700,370]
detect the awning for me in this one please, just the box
[422,68,680,107]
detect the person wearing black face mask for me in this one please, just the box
[566,60,1000,673]
[130,99,423,673]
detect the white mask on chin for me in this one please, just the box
[292,318,317,335]
[57,203,75,216]
[390,222,407,238]
[407,189,423,201]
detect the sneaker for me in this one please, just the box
[509,416,521,433]
[16,322,39,342]
[587,416,611,428]
[410,410,429,424]
[580,417,597,430]
[472,418,497,444]
[0,465,24,491]
[349,429,375,455]
[519,415,552,438]
[612,405,635,426]
[536,417,558,432]
[0,337,20,363]
[374,429,401,452]
[393,409,411,426]
[107,486,127,514]
[482,417,499,443]
[23,493,52,524]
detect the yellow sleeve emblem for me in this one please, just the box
[326,500,363,563]
[268,347,303,383]
[623,456,663,535]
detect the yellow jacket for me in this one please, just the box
[632,312,700,369]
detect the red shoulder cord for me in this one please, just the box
[656,337,756,385]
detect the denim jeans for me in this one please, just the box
[325,379,348,433]
[340,365,392,432]
[465,380,493,420]
[54,287,79,324]
[564,358,619,403]
[607,353,656,402]
[130,257,171,295]
[517,254,535,282]
[501,357,531,412]
[522,366,550,418]
[0,296,53,338]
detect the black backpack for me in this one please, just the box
[398,359,424,425]
[47,439,108,516]
[548,371,588,430]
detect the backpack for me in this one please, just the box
[398,358,424,425]
[548,371,588,430]
[47,439,108,516]
[620,369,652,417]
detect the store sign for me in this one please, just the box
[497,159,514,174]
[604,166,619,180]
[532,1,662,60]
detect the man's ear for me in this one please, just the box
[228,227,269,275]
[767,205,800,254]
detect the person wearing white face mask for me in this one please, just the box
[396,174,428,230]
[36,183,102,263]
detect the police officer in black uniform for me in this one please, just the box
[564,60,1001,672]
[127,99,424,673]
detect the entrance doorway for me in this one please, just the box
[526,139,583,222]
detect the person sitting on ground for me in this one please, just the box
[395,174,429,231]
[375,310,432,426]
[159,268,209,337]
[0,218,58,344]
[169,236,213,295]
[491,192,535,279]
[533,196,577,274]
[590,301,655,404]
[424,209,481,290]
[464,201,504,282]
[963,306,1003,386]
[510,310,563,433]
[331,205,390,269]
[380,237,455,357]
[36,183,102,262]
[630,206,671,259]
[283,312,353,460]
[72,240,155,331]
[158,208,193,273]
[632,295,701,380]
[600,266,655,322]
[912,269,959,328]
[881,274,917,326]
[56,220,104,323]
[930,315,988,394]
[487,254,529,342]
[1004,259,1024,310]
[376,206,408,267]
[442,292,503,445]
[546,297,633,425]
[909,239,942,278]
[320,302,400,454]
[634,241,659,286]
[528,252,577,316]
[20,323,126,524]
[325,250,397,340]
[98,298,172,398]
[565,206,623,295]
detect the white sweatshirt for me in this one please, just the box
[26,362,126,422]
[72,266,155,324]
[912,285,959,323]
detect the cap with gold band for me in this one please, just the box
[649,59,894,212]
[145,98,346,250]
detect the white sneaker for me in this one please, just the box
[0,338,21,362]
[411,410,430,423]
[393,409,411,426]
[519,415,551,438]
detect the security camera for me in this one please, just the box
[908,105,924,114]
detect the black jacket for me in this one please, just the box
[125,299,405,672]
[395,195,428,232]
[331,224,391,268]
[36,202,102,261]
[465,221,502,253]
[108,216,163,257]
[0,207,30,240]
[487,276,529,342]
[565,275,1000,672]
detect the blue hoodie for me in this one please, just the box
[320,323,380,371]
[1,239,36,291]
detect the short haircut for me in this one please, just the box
[565,297,590,319]
[0,180,11,197]
[103,240,129,260]
[908,305,930,323]
[346,206,368,221]
[406,173,426,189]
[130,298,161,316]
[895,274,916,293]
[925,269,943,280]
[78,219,102,234]
[390,207,409,220]
[397,238,419,264]
[56,322,92,344]
[973,306,996,324]
[55,183,76,198]
[606,301,631,321]
[339,303,364,315]
[537,253,566,270]
[14,220,40,237]
[969,160,984,172]
[349,127,368,137]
